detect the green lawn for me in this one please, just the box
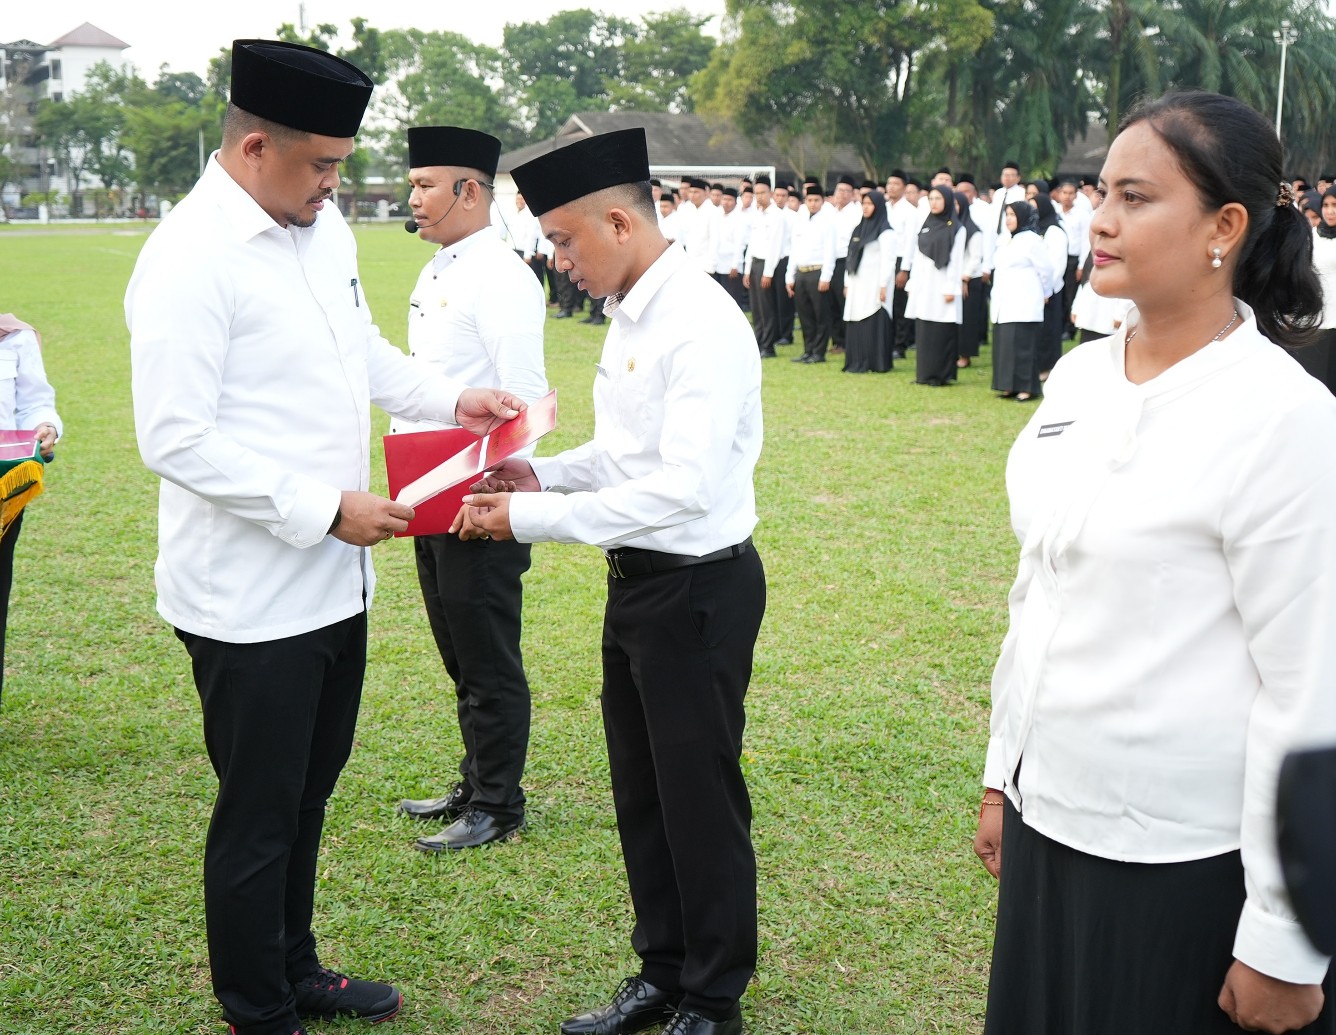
[0,223,1033,1035]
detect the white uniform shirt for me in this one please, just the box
[889,197,919,268]
[743,203,789,278]
[127,155,465,643]
[785,204,838,285]
[715,208,747,276]
[509,244,762,555]
[0,328,61,436]
[842,230,897,323]
[1059,203,1092,264]
[987,184,1028,268]
[390,228,547,441]
[988,302,1336,983]
[833,200,863,261]
[682,200,721,273]
[989,230,1050,324]
[510,204,542,260]
[902,225,965,324]
[1314,232,1336,330]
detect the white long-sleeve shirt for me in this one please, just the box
[902,225,965,324]
[990,231,1050,325]
[509,243,761,555]
[742,203,789,278]
[1314,232,1336,330]
[785,204,837,285]
[986,301,1336,983]
[0,328,61,436]
[390,227,547,444]
[127,155,465,643]
[842,230,897,322]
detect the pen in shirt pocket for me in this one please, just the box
[350,278,360,307]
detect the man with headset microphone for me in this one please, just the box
[392,126,549,851]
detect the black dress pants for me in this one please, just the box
[601,546,766,1019]
[414,533,531,822]
[828,258,848,347]
[1061,255,1080,339]
[773,257,795,341]
[793,270,831,359]
[0,509,22,705]
[748,257,777,352]
[556,268,580,315]
[177,612,368,1035]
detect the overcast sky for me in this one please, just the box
[8,1,728,81]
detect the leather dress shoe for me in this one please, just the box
[661,1007,742,1035]
[553,310,573,319]
[414,806,524,852]
[758,349,777,359]
[399,782,470,822]
[560,976,681,1035]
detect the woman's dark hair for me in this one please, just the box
[1119,91,1321,347]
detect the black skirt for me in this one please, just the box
[915,319,958,385]
[844,309,893,373]
[986,801,1336,1035]
[991,322,1043,395]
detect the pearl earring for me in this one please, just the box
[1211,247,1223,269]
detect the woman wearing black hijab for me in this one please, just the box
[904,185,965,385]
[1031,193,1069,377]
[955,190,986,370]
[1288,186,1336,394]
[841,189,898,373]
[990,200,1049,400]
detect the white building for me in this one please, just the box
[0,22,130,213]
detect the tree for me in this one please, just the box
[605,11,715,113]
[693,0,993,177]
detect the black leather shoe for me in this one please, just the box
[661,1007,742,1035]
[414,806,524,852]
[775,337,793,346]
[399,782,470,822]
[790,354,809,363]
[560,977,681,1035]
[553,310,572,319]
[759,349,777,358]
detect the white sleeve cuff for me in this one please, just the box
[1233,898,1331,984]
[983,736,1008,790]
[278,480,342,549]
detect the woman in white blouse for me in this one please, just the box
[975,92,1336,1034]
[840,190,898,373]
[903,185,964,385]
[0,314,60,708]
[989,201,1048,402]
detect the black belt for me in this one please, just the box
[605,538,752,580]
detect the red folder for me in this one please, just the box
[383,389,557,537]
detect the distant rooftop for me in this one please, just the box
[49,22,130,50]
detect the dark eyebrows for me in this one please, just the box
[1099,176,1154,190]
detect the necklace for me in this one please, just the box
[1126,309,1239,347]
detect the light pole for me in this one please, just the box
[1274,19,1299,135]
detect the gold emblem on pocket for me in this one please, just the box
[440,299,448,308]
[627,358,636,372]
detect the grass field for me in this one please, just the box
[0,222,1035,1034]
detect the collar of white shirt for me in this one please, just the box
[607,242,687,323]
[203,154,295,244]
[431,225,495,273]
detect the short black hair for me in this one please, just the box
[222,102,310,148]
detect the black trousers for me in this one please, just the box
[793,270,831,359]
[773,257,794,341]
[556,268,581,314]
[601,546,766,1018]
[177,613,367,1035]
[0,509,22,705]
[1061,255,1080,338]
[748,257,777,352]
[527,254,548,290]
[713,271,747,311]
[828,258,848,347]
[414,533,531,822]
[893,265,915,351]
